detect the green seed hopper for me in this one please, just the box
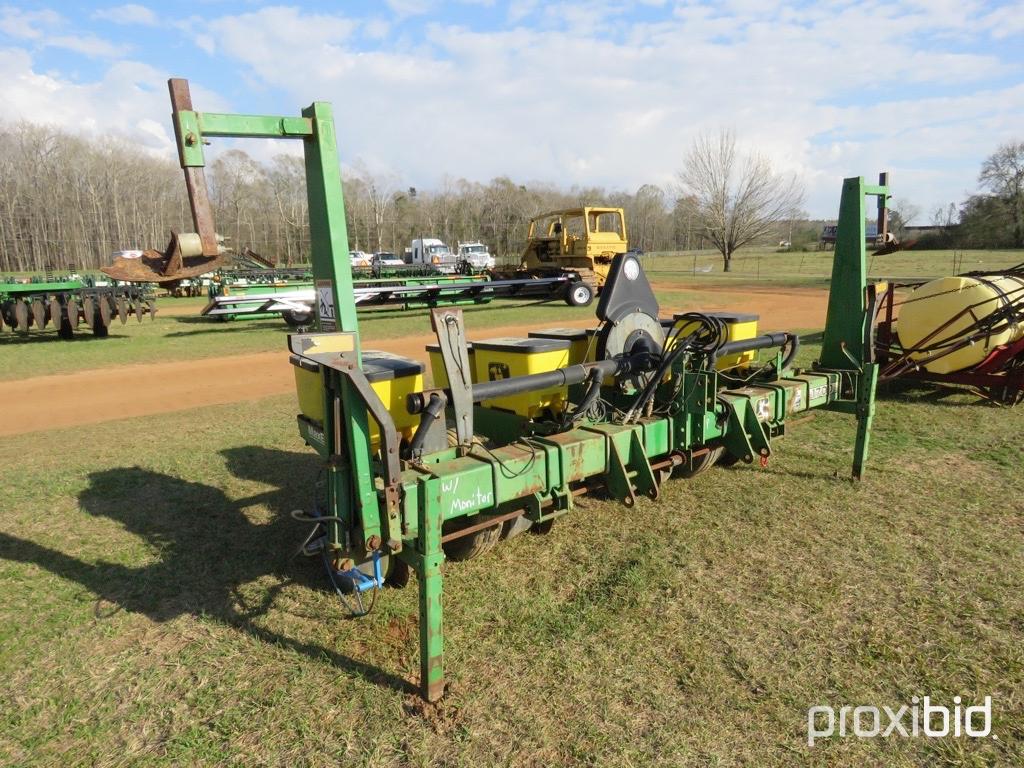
[164,78,886,701]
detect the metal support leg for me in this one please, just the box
[852,363,879,481]
[418,493,445,701]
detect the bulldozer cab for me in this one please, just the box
[520,207,627,287]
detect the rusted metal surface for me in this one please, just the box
[439,507,523,544]
[333,359,404,531]
[168,79,219,257]
[100,235,226,283]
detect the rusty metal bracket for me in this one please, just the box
[329,359,403,528]
[168,79,219,257]
[430,308,474,454]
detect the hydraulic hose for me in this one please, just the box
[780,333,800,370]
[712,332,791,362]
[561,367,605,428]
[408,392,447,455]
[407,356,649,415]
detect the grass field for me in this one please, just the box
[1,288,726,382]
[1,252,1023,765]
[639,247,1024,286]
[4,247,1021,382]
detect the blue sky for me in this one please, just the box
[2,1,1023,218]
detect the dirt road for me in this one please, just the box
[1,287,829,436]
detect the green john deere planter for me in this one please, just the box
[161,78,886,702]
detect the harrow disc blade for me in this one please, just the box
[117,295,128,325]
[134,299,144,323]
[66,298,79,330]
[147,299,157,320]
[82,297,94,327]
[49,296,61,327]
[15,299,29,332]
[32,299,46,330]
[99,297,112,327]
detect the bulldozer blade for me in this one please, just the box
[32,299,46,330]
[82,296,94,327]
[66,298,79,330]
[15,299,29,332]
[100,231,225,284]
[99,296,112,328]
[117,296,128,325]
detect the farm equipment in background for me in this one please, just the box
[875,266,1024,405]
[200,239,587,324]
[512,206,630,306]
[160,78,883,702]
[200,272,580,324]
[0,276,154,339]
[100,81,228,285]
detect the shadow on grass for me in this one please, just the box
[0,445,413,695]
[162,318,292,338]
[877,379,990,408]
[0,330,131,346]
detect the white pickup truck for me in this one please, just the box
[456,241,495,272]
[409,238,458,274]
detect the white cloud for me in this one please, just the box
[982,1,1024,39]
[92,4,158,27]
[0,7,62,38]
[198,6,356,68]
[0,6,124,57]
[187,3,1022,214]
[0,48,226,155]
[385,0,433,18]
[363,18,391,40]
[3,2,1023,217]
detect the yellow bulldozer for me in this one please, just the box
[517,207,628,306]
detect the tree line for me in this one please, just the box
[0,121,696,274]
[949,140,1024,249]
[3,117,1019,276]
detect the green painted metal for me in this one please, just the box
[0,279,83,294]
[299,101,381,553]
[816,174,886,478]
[163,80,882,703]
[820,175,888,369]
[198,112,313,138]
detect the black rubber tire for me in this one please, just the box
[564,281,594,307]
[441,518,502,561]
[92,310,109,338]
[282,309,314,328]
[385,557,410,588]
[530,519,555,535]
[58,316,74,340]
[678,446,723,478]
[718,452,741,467]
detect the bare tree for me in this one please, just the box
[889,198,921,239]
[1,118,778,273]
[676,130,804,271]
[978,140,1024,247]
